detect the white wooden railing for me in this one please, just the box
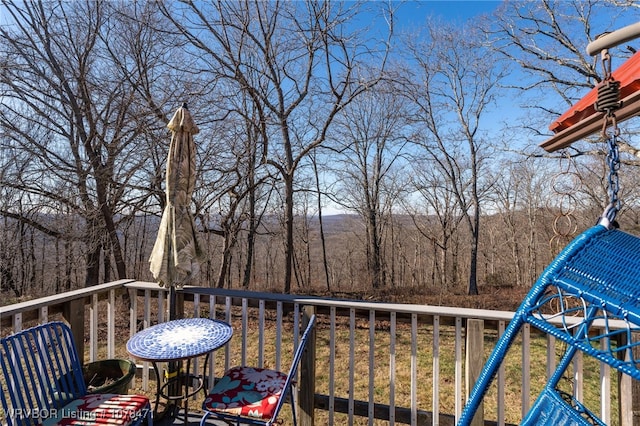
[0,280,634,425]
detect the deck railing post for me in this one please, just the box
[618,332,640,426]
[633,332,640,425]
[63,298,85,363]
[299,305,316,426]
[466,318,484,426]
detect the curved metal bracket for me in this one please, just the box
[587,21,640,56]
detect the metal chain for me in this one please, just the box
[595,49,622,228]
[602,123,621,226]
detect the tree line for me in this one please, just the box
[2,0,640,302]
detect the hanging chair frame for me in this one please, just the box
[458,22,640,426]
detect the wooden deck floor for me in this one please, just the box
[153,407,234,426]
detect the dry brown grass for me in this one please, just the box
[82,291,619,425]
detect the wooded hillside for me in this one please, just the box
[2,1,640,303]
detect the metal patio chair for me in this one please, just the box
[0,321,153,426]
[200,314,316,426]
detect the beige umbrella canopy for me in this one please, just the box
[149,104,205,314]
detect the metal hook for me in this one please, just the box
[601,49,612,77]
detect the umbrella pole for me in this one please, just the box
[167,285,182,420]
[169,285,177,320]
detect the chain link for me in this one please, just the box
[602,123,621,226]
[596,49,622,228]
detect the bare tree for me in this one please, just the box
[487,0,640,152]
[329,83,409,290]
[188,82,278,289]
[406,162,466,291]
[309,149,332,292]
[401,20,504,295]
[0,0,187,287]
[487,0,640,251]
[487,158,553,287]
[157,0,392,293]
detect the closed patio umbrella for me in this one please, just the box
[149,103,205,320]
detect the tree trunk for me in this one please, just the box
[85,243,101,288]
[368,209,383,289]
[312,157,331,293]
[468,208,481,296]
[284,173,295,294]
[217,230,233,289]
[242,212,256,289]
[96,177,127,279]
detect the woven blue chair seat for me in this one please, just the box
[458,224,640,425]
[522,389,604,426]
[542,226,640,323]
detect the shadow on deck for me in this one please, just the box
[153,408,232,426]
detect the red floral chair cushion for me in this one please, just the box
[202,366,288,421]
[43,393,151,426]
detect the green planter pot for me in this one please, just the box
[83,359,136,394]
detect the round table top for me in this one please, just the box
[126,317,233,362]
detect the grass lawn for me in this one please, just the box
[89,308,621,425]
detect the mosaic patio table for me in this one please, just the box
[126,317,233,423]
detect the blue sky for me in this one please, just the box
[394,0,501,25]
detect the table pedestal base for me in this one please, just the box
[151,354,211,425]
[126,318,233,426]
